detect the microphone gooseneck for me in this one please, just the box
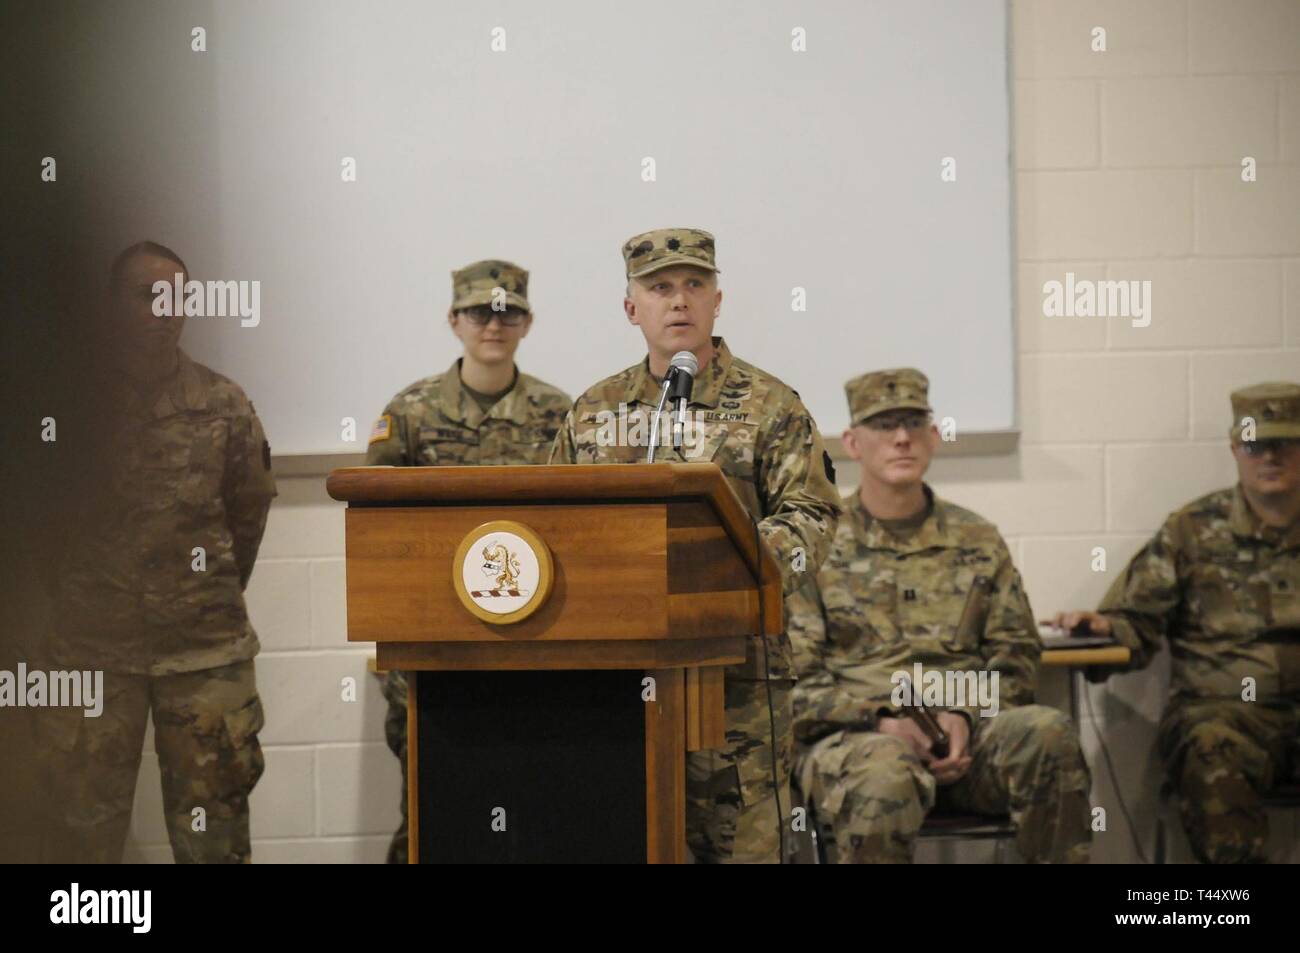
[667,351,698,452]
[646,351,698,462]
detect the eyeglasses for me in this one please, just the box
[1240,438,1300,457]
[862,412,931,433]
[459,307,528,327]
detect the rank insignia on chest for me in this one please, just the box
[368,414,393,445]
[903,588,917,601]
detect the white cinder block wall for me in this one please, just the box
[948,0,1296,863]
[125,0,1300,863]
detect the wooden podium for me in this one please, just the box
[325,463,781,863]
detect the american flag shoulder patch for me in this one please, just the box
[368,414,394,445]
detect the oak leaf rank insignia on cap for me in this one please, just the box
[622,227,719,279]
[451,259,531,312]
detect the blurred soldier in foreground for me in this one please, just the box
[41,241,276,862]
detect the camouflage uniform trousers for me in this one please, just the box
[686,676,794,864]
[39,659,265,864]
[798,704,1091,863]
[379,668,410,864]
[1158,698,1299,864]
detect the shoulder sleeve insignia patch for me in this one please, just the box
[369,414,394,445]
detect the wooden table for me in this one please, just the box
[1040,644,1131,724]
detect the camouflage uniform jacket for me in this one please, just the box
[52,349,277,676]
[365,359,571,467]
[1099,485,1300,704]
[789,487,1040,744]
[548,337,842,679]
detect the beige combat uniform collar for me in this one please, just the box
[848,483,954,553]
[489,367,535,426]
[620,336,732,410]
[141,348,207,419]
[1229,483,1300,550]
[438,358,530,428]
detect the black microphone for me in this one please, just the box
[667,350,698,451]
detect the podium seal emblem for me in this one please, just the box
[452,520,554,624]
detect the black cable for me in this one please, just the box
[754,517,786,863]
[1081,677,1150,864]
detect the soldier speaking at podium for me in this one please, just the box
[550,227,841,863]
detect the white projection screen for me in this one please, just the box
[94,0,1014,454]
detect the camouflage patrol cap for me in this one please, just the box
[622,227,719,280]
[845,368,932,425]
[450,259,530,312]
[1230,381,1300,440]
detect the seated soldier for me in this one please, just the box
[789,368,1091,863]
[1053,382,1300,864]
